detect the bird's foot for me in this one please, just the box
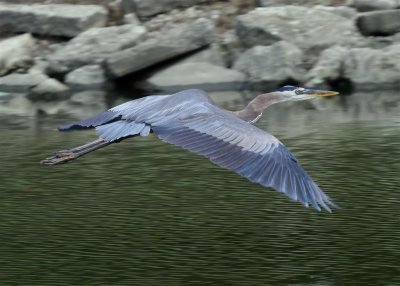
[40,151,78,166]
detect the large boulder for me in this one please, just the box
[122,0,207,17]
[308,43,400,90]
[233,41,305,89]
[0,34,36,76]
[343,43,400,90]
[105,18,214,78]
[306,46,349,87]
[353,0,399,12]
[0,4,107,38]
[357,10,400,36]
[236,6,362,50]
[47,24,146,75]
[146,62,246,92]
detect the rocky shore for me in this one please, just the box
[0,0,399,116]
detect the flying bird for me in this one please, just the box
[41,86,339,212]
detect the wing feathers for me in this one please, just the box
[95,121,150,142]
[155,123,334,212]
[59,111,121,131]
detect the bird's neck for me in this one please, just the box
[235,92,287,122]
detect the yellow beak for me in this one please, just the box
[312,90,340,97]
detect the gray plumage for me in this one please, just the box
[43,87,339,212]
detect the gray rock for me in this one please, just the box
[65,65,108,91]
[147,62,246,92]
[257,0,354,7]
[47,24,147,75]
[233,41,305,89]
[0,73,47,93]
[142,6,206,33]
[29,78,70,101]
[306,46,349,87]
[0,34,36,76]
[179,44,226,67]
[308,42,400,90]
[236,6,362,50]
[105,18,214,78]
[353,0,399,12]
[122,0,207,17]
[314,5,358,19]
[343,43,400,90]
[123,13,141,25]
[0,3,107,37]
[357,10,400,36]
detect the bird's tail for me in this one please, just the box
[40,139,110,166]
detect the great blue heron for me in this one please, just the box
[42,86,339,212]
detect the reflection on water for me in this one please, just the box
[0,92,399,285]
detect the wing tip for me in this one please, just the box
[312,196,338,213]
[58,124,83,131]
[57,111,122,132]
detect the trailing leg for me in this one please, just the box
[40,139,110,166]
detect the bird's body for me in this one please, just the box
[42,86,339,212]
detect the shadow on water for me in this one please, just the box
[0,91,399,285]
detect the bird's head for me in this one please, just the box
[277,85,339,101]
[241,85,340,119]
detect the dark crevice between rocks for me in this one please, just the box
[328,77,354,95]
[111,47,210,98]
[46,71,66,83]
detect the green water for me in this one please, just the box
[0,95,399,286]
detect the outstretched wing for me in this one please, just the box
[58,90,212,142]
[149,103,335,212]
[58,89,335,211]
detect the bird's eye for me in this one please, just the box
[295,89,303,95]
